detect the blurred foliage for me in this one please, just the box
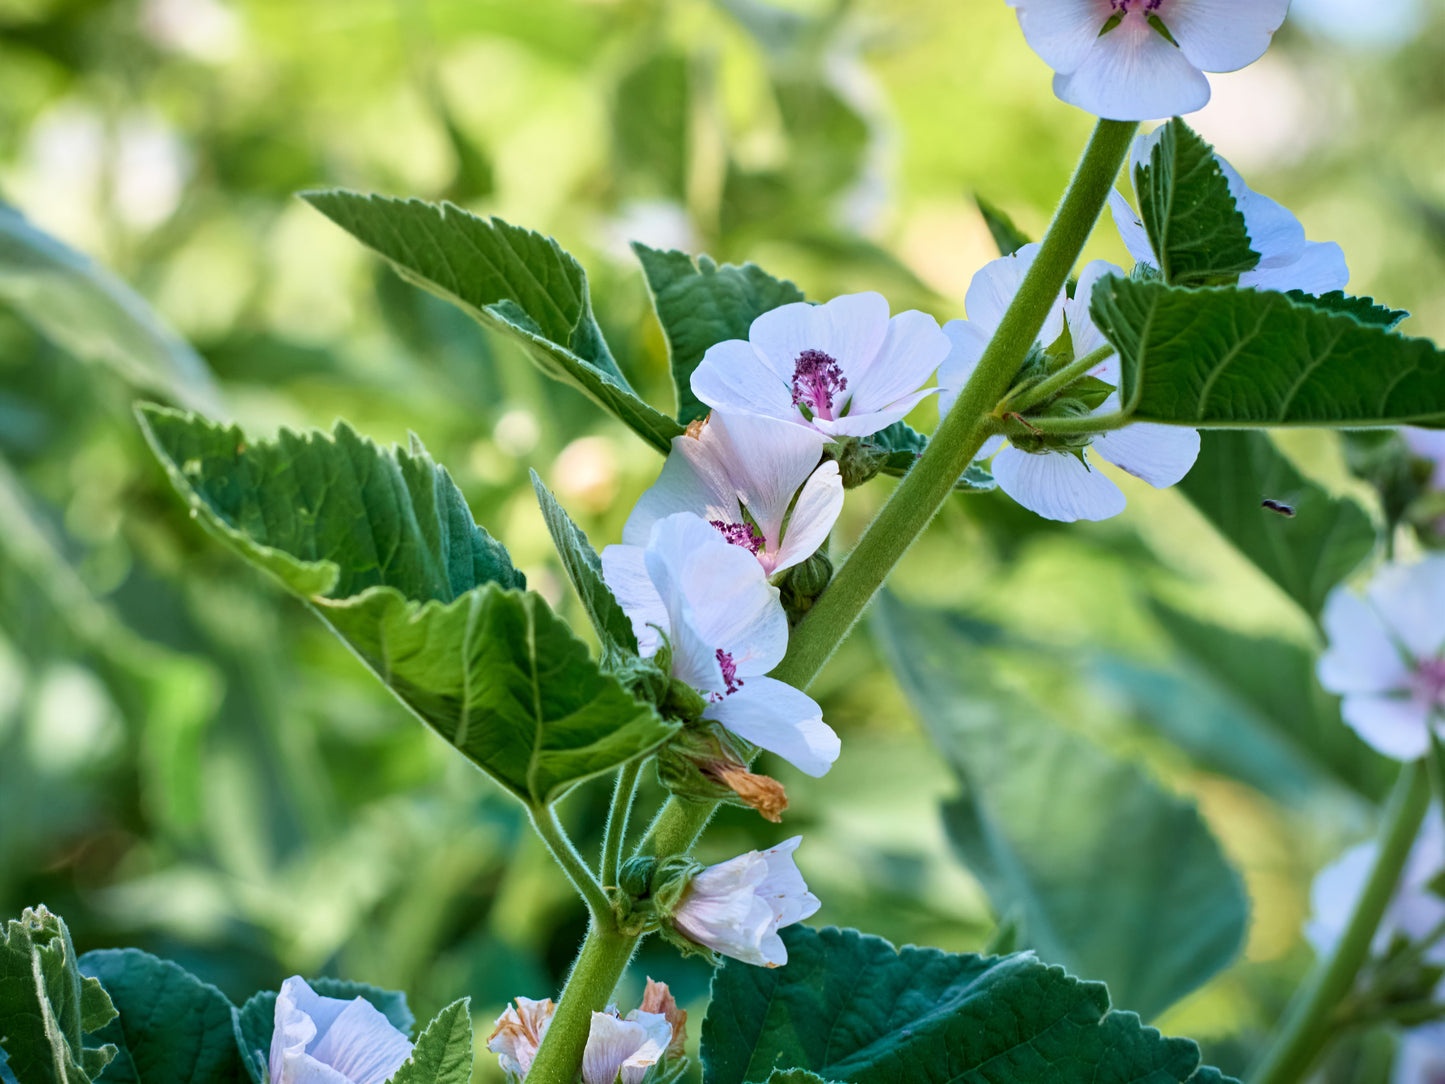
[2,0,1445,1080]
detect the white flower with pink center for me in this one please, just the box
[689,291,950,440]
[672,836,820,968]
[1006,0,1290,121]
[937,244,1200,523]
[1318,557,1445,761]
[623,412,843,576]
[1109,129,1349,295]
[601,512,840,777]
[268,977,413,1084]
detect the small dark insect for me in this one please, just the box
[1261,499,1296,518]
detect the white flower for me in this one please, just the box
[689,292,949,440]
[938,245,1200,523]
[624,412,843,576]
[1395,1021,1445,1084]
[268,977,413,1084]
[581,1010,674,1084]
[602,513,840,776]
[1306,812,1445,967]
[487,996,554,1080]
[1109,128,1349,295]
[1006,0,1290,121]
[672,836,821,967]
[1318,557,1445,761]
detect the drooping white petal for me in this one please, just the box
[581,1012,672,1084]
[963,244,1066,345]
[600,544,668,657]
[754,836,823,930]
[820,386,940,439]
[1007,0,1109,75]
[672,837,818,967]
[690,337,798,426]
[1091,423,1200,488]
[703,676,840,777]
[1109,189,1157,269]
[1318,589,1412,696]
[487,997,554,1080]
[1339,694,1434,762]
[269,978,412,1084]
[844,308,950,414]
[623,433,739,549]
[991,444,1128,523]
[1240,242,1349,296]
[770,460,843,574]
[1367,558,1445,662]
[308,1000,415,1084]
[1167,0,1290,74]
[1053,18,1212,122]
[1219,160,1307,269]
[1063,259,1126,363]
[936,319,990,418]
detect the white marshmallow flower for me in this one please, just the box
[1007,0,1290,121]
[268,977,413,1084]
[1318,557,1445,761]
[624,412,843,575]
[690,291,950,440]
[489,986,685,1084]
[938,245,1200,523]
[1109,128,1350,295]
[601,512,840,777]
[672,836,821,968]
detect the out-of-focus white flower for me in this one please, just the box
[602,513,840,776]
[487,996,554,1080]
[1006,0,1290,121]
[581,1010,673,1084]
[1394,1020,1445,1084]
[268,977,413,1084]
[690,292,949,440]
[624,413,843,576]
[1405,429,1445,490]
[938,246,1199,523]
[1318,557,1445,761]
[1109,128,1349,295]
[672,836,820,968]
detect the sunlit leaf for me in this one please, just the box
[389,999,472,1084]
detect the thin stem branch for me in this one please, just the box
[528,804,613,925]
[1004,344,1116,415]
[601,760,643,888]
[524,924,638,1084]
[999,409,1134,438]
[1248,760,1430,1084]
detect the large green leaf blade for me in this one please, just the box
[873,594,1247,1021]
[388,999,473,1084]
[1093,277,1445,427]
[1135,118,1258,286]
[302,191,681,452]
[78,950,244,1084]
[701,925,1235,1084]
[137,406,675,807]
[0,203,223,415]
[1175,431,1375,618]
[633,244,805,426]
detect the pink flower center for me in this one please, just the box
[1414,658,1445,707]
[791,349,847,421]
[715,648,743,697]
[710,519,765,555]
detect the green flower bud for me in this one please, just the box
[661,677,707,723]
[828,437,886,489]
[778,550,833,625]
[618,856,657,900]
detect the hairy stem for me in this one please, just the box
[601,760,643,888]
[1005,344,1116,415]
[524,924,637,1084]
[1248,760,1430,1084]
[529,804,613,924]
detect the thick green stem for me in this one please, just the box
[524,925,636,1084]
[1248,761,1430,1084]
[601,761,642,888]
[771,118,1138,690]
[1005,344,1116,415]
[528,805,612,924]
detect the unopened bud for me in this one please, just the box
[661,677,708,722]
[778,551,832,625]
[619,856,657,899]
[828,437,886,489]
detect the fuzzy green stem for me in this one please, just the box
[1248,760,1430,1084]
[529,805,612,924]
[771,118,1138,689]
[524,924,637,1084]
[1005,344,1116,415]
[601,761,642,889]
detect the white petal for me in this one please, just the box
[1010,0,1110,75]
[1214,157,1306,268]
[814,291,893,377]
[1394,1025,1445,1084]
[991,445,1127,522]
[964,245,1065,346]
[977,434,1006,459]
[703,676,840,777]
[600,544,668,657]
[582,1014,654,1084]
[1064,259,1126,362]
[307,998,413,1084]
[1239,242,1350,296]
[1053,19,1211,121]
[1091,423,1200,487]
[1108,188,1157,269]
[690,337,797,424]
[756,837,822,928]
[702,412,830,550]
[844,309,950,414]
[673,854,776,966]
[1339,694,1433,762]
[746,300,824,377]
[1168,0,1290,73]
[770,461,843,574]
[623,434,738,548]
[1317,589,1411,695]
[1127,125,1167,182]
[1305,841,1374,958]
[1367,558,1445,662]
[820,386,940,439]
[937,319,990,418]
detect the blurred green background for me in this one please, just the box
[2,0,1444,1079]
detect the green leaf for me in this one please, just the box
[530,471,638,659]
[872,594,1246,1020]
[867,422,996,492]
[1175,431,1375,618]
[701,925,1237,1084]
[1133,117,1258,287]
[302,191,682,452]
[1287,290,1409,329]
[0,203,223,415]
[765,1072,843,1084]
[613,51,690,201]
[137,406,676,807]
[0,906,117,1084]
[388,999,473,1084]
[1093,277,1445,427]
[974,195,1032,258]
[78,950,244,1084]
[633,244,805,426]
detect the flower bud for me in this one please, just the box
[828,437,886,489]
[656,723,789,821]
[778,551,833,625]
[661,676,707,723]
[618,856,656,900]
